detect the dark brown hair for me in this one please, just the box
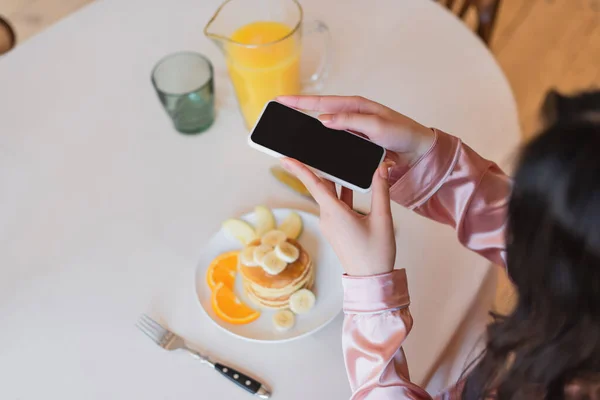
[463,91,600,399]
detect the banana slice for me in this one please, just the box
[279,212,303,239]
[289,289,316,314]
[260,251,287,275]
[275,241,299,263]
[273,309,295,332]
[222,219,257,245]
[254,206,276,237]
[253,244,273,265]
[261,230,288,247]
[240,246,258,266]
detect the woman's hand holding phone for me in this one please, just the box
[281,157,396,277]
[276,95,434,277]
[276,95,435,167]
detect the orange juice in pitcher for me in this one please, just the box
[227,21,300,128]
[205,0,331,129]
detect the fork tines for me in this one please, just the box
[136,314,169,345]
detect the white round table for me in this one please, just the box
[0,0,519,398]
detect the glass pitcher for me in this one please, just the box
[204,0,331,129]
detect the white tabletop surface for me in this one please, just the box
[0,0,520,398]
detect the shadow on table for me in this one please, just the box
[420,264,498,396]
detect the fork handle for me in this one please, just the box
[214,363,269,398]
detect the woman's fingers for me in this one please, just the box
[276,95,383,114]
[280,158,337,206]
[370,163,393,224]
[383,152,401,165]
[340,186,353,209]
[318,113,389,142]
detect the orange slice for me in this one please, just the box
[211,283,260,325]
[206,251,239,290]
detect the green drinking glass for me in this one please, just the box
[151,52,215,134]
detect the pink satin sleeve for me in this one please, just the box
[342,129,511,399]
[343,270,432,399]
[389,129,510,267]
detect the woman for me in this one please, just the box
[277,93,600,399]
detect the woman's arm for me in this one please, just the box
[389,129,511,268]
[341,131,511,399]
[343,270,432,399]
[283,127,509,398]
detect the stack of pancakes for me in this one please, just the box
[239,238,314,309]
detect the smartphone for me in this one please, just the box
[248,101,386,193]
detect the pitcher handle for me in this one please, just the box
[301,20,332,93]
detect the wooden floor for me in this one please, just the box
[492,0,600,137]
[1,0,599,314]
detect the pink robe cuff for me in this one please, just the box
[342,270,410,314]
[389,129,461,209]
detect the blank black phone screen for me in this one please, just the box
[250,102,385,190]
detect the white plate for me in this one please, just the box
[194,208,343,343]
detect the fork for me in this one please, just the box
[136,314,271,398]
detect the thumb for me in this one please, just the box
[370,162,393,224]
